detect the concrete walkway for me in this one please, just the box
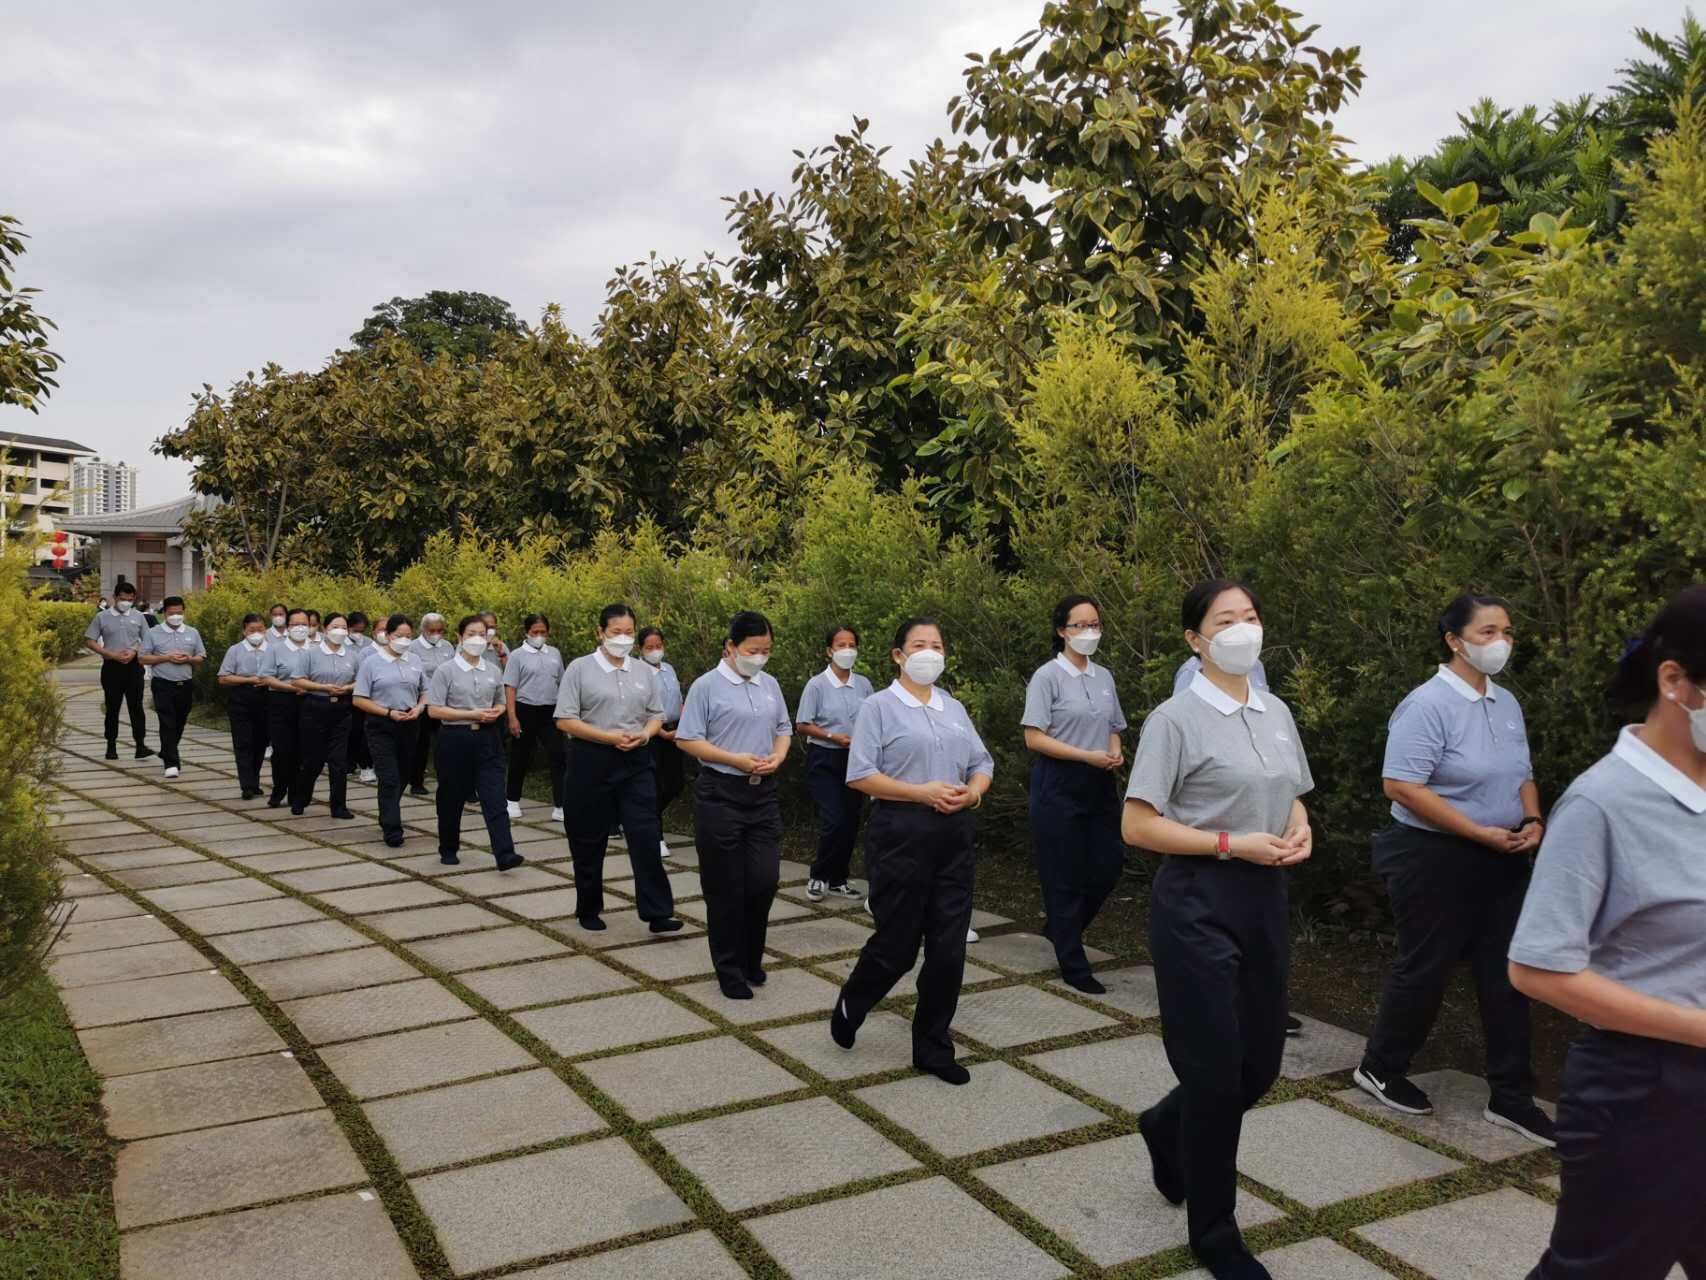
[44,663,1589,1280]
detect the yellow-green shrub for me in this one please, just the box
[36,601,94,663]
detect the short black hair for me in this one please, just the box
[269,602,287,615]
[521,613,550,633]
[824,624,859,649]
[323,611,349,629]
[599,603,635,630]
[1050,594,1099,655]
[726,611,772,646]
[637,626,664,646]
[306,609,321,623]
[347,611,369,629]
[891,616,941,651]
[286,607,309,625]
[1611,585,1706,711]
[240,612,265,628]
[1182,579,1261,632]
[385,612,412,634]
[455,613,485,637]
[1438,593,1510,657]
[161,596,185,610]
[114,581,136,597]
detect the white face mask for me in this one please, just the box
[325,627,348,645]
[832,647,858,670]
[602,633,636,659]
[1684,685,1706,754]
[116,601,133,613]
[270,618,286,631]
[1066,629,1102,657]
[1457,637,1511,677]
[461,634,489,657]
[1205,622,1264,677]
[641,648,664,666]
[164,614,185,629]
[424,633,443,646]
[903,649,946,686]
[288,624,310,642]
[245,632,267,648]
[733,651,768,678]
[389,635,412,655]
[525,634,546,650]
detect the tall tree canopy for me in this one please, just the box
[349,290,528,361]
[0,215,61,413]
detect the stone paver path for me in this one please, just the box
[41,661,1575,1278]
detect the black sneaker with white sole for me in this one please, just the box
[1483,1097,1556,1147]
[1353,1064,1434,1115]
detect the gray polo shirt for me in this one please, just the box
[1125,674,1313,836]
[1510,727,1706,1009]
[428,653,504,711]
[796,666,875,750]
[1023,654,1128,751]
[1383,666,1532,831]
[846,682,994,786]
[300,641,360,689]
[554,650,665,734]
[410,635,456,678]
[141,623,206,682]
[504,642,565,707]
[1174,655,1269,694]
[649,659,683,724]
[355,651,428,712]
[676,662,793,775]
[217,639,271,680]
[265,638,312,683]
[85,606,149,654]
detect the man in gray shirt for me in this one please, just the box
[138,596,205,777]
[84,583,153,760]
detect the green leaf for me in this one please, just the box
[1442,181,1479,218]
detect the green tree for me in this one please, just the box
[0,215,61,412]
[1608,11,1706,144]
[349,290,528,360]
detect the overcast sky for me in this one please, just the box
[4,0,1682,504]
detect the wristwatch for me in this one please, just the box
[1216,831,1232,861]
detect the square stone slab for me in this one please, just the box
[112,861,246,890]
[578,1035,805,1122]
[172,898,327,936]
[119,1192,417,1280]
[661,1095,917,1212]
[812,951,1002,991]
[411,1138,693,1274]
[762,916,877,959]
[317,881,457,915]
[78,1006,285,1077]
[676,895,811,926]
[978,1133,1283,1266]
[458,955,635,1011]
[409,925,568,972]
[201,833,320,857]
[564,911,705,949]
[101,1051,322,1139]
[1175,1236,1396,1280]
[1334,1069,1557,1162]
[53,914,177,955]
[1239,1099,1461,1207]
[245,946,420,1001]
[366,1068,605,1173]
[60,872,115,898]
[114,1108,366,1228]
[61,970,247,1029]
[748,1176,1069,1280]
[676,967,844,1025]
[280,977,473,1045]
[277,862,408,893]
[605,937,720,981]
[439,865,567,896]
[607,868,702,901]
[503,1231,746,1280]
[57,892,148,924]
[855,1061,1104,1157]
[950,984,1120,1049]
[490,887,580,920]
[758,1010,917,1080]
[143,878,283,912]
[225,847,355,874]
[1281,1014,1369,1080]
[1358,1187,1558,1280]
[1049,964,1160,1018]
[1026,1034,1176,1115]
[82,846,207,872]
[966,930,1113,974]
[49,939,208,989]
[517,990,713,1058]
[212,919,371,965]
[319,1019,534,1099]
[365,902,509,941]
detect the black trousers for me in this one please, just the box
[101,658,147,748]
[227,686,269,793]
[435,723,514,862]
[563,740,671,921]
[1029,756,1123,984]
[1145,857,1288,1262]
[693,770,782,988]
[506,701,566,807]
[1529,1031,1706,1280]
[651,733,686,823]
[149,678,193,769]
[1363,823,1535,1105]
[349,702,371,771]
[291,695,351,810]
[267,690,303,803]
[839,802,976,1069]
[805,746,865,885]
[410,715,440,789]
[366,715,415,840]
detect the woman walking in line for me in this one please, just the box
[638,626,685,858]
[675,611,792,999]
[263,608,313,807]
[1354,593,1554,1147]
[354,614,428,848]
[346,611,377,784]
[408,612,456,797]
[554,606,681,933]
[427,615,524,870]
[216,613,273,799]
[290,611,360,818]
[505,613,567,823]
[1022,595,1126,993]
[796,624,874,905]
[1510,585,1706,1280]
[1122,580,1314,1280]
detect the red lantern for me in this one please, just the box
[51,530,68,544]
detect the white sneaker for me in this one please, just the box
[163,766,180,779]
[805,878,828,902]
[263,745,273,760]
[550,807,564,822]
[506,800,523,819]
[659,839,671,858]
[827,881,863,900]
[359,768,377,784]
[966,927,980,944]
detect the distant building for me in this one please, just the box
[71,457,138,517]
[59,494,217,601]
[0,428,98,564]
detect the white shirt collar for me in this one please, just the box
[716,659,753,685]
[317,640,344,656]
[453,653,488,673]
[1435,664,1499,703]
[593,648,626,675]
[375,647,399,664]
[1613,725,1706,814]
[821,663,854,684]
[1189,670,1265,716]
[1054,652,1091,679]
[888,679,944,711]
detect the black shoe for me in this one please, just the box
[331,808,356,820]
[578,916,606,932]
[720,981,754,1000]
[1353,1064,1434,1115]
[1484,1097,1557,1147]
[384,832,405,848]
[494,851,525,872]
[241,789,262,800]
[439,852,461,866]
[915,1059,971,1086]
[1064,973,1107,995]
[1138,1106,1185,1205]
[289,805,306,817]
[744,968,767,987]
[408,786,430,798]
[104,744,119,760]
[648,917,684,934]
[830,996,859,1049]
[134,746,154,760]
[1285,1014,1302,1036]
[1198,1246,1273,1279]
[267,795,285,808]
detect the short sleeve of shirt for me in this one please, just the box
[1124,710,1186,815]
[141,629,161,656]
[1284,704,1316,796]
[1508,792,1610,975]
[770,678,793,738]
[552,664,581,721]
[190,631,207,658]
[217,645,240,677]
[797,677,822,727]
[1383,696,1445,784]
[674,677,709,744]
[644,670,664,720]
[83,613,102,642]
[426,664,452,708]
[1020,666,1054,732]
[962,710,995,780]
[503,660,521,690]
[1107,679,1128,733]
[354,663,376,699]
[845,697,883,783]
